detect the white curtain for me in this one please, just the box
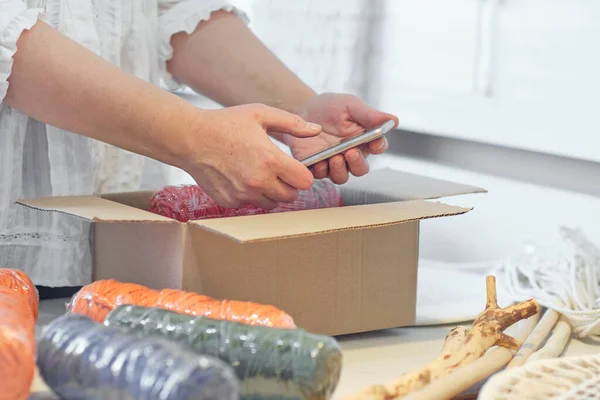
[241,0,382,101]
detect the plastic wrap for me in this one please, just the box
[105,305,343,400]
[0,269,38,400]
[149,180,343,222]
[27,393,59,400]
[68,279,296,328]
[37,313,240,400]
[0,268,39,320]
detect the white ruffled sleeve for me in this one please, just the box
[0,0,43,102]
[158,0,249,90]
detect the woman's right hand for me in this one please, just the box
[182,104,321,210]
[4,22,316,209]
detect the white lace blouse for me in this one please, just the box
[0,0,247,286]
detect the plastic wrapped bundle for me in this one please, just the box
[0,269,38,400]
[0,288,37,400]
[68,279,296,328]
[149,179,343,222]
[0,268,39,320]
[106,305,343,400]
[37,314,240,400]
[27,393,59,400]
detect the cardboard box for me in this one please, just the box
[17,168,484,336]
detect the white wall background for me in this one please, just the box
[369,153,600,264]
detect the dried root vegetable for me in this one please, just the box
[68,279,296,328]
[105,305,342,400]
[406,314,541,400]
[441,326,470,353]
[345,276,539,400]
[448,313,542,400]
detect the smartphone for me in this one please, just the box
[300,119,396,167]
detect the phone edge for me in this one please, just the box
[300,120,395,167]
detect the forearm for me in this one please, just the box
[166,10,316,143]
[5,21,199,170]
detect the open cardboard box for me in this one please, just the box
[17,168,484,336]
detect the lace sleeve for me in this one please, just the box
[0,0,43,102]
[157,0,249,91]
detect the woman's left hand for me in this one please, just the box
[286,93,399,184]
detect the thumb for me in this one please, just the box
[277,151,315,191]
[255,105,322,138]
[348,99,399,129]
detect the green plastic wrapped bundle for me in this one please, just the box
[105,305,343,400]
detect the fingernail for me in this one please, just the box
[307,123,321,132]
[347,150,360,161]
[374,139,387,150]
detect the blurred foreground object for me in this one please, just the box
[68,279,296,328]
[0,269,38,400]
[106,305,342,400]
[38,314,239,400]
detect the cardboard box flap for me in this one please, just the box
[192,200,471,243]
[16,195,174,222]
[101,191,156,213]
[341,168,486,206]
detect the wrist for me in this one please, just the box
[158,102,208,172]
[279,88,318,116]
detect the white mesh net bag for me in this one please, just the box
[479,353,600,399]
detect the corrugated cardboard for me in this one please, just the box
[17,168,484,335]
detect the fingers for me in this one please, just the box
[313,147,370,184]
[253,195,279,210]
[311,161,329,179]
[252,104,322,138]
[221,183,293,210]
[243,149,308,205]
[328,155,349,184]
[348,98,399,131]
[345,148,369,177]
[263,180,299,204]
[365,136,389,156]
[276,152,314,191]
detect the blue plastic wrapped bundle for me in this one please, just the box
[37,314,240,400]
[27,393,58,400]
[105,305,343,400]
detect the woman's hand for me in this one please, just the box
[286,93,399,184]
[183,104,321,209]
[6,20,320,211]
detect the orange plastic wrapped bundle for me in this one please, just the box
[0,269,38,320]
[0,272,38,400]
[68,279,296,328]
